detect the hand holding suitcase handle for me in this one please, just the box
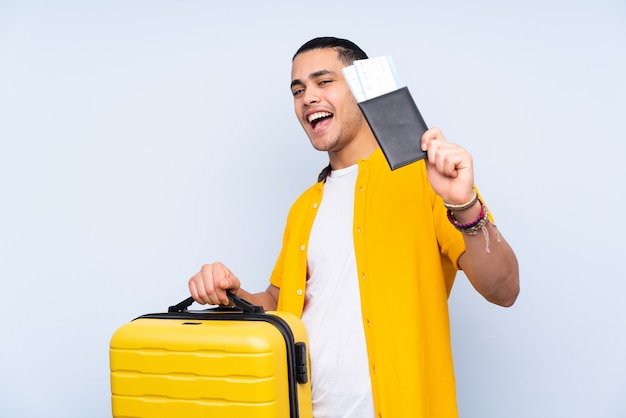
[168,292,265,314]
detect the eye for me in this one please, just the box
[292,87,304,97]
[319,79,332,86]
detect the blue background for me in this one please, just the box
[1,1,624,416]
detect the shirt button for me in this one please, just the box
[300,245,306,251]
[357,228,361,234]
[296,290,303,296]
[313,203,318,208]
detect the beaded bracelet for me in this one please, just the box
[446,199,489,235]
[447,199,500,253]
[444,190,478,212]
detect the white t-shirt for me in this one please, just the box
[301,164,375,418]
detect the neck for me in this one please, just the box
[327,132,379,169]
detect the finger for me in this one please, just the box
[428,141,470,177]
[421,127,446,151]
[438,149,465,177]
[193,268,213,304]
[200,263,227,305]
[209,264,227,305]
[211,263,233,305]
[188,279,204,305]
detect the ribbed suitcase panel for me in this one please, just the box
[110,318,290,417]
[111,396,280,418]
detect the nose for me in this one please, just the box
[302,90,319,106]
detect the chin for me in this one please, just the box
[310,139,337,152]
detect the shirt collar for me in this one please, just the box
[316,148,385,183]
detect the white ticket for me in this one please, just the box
[342,56,404,102]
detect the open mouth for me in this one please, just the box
[308,111,333,129]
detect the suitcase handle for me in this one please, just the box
[168,292,265,314]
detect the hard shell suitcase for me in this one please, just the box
[109,293,312,418]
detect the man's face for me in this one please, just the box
[290,48,365,153]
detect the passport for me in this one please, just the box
[343,57,428,170]
[358,86,428,170]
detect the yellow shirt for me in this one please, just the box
[270,148,466,417]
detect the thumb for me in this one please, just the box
[219,271,240,291]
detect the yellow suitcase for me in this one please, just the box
[110,293,312,418]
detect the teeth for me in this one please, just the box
[308,112,332,122]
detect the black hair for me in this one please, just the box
[292,36,369,65]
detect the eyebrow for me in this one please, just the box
[290,69,337,89]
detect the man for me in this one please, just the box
[189,37,519,417]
